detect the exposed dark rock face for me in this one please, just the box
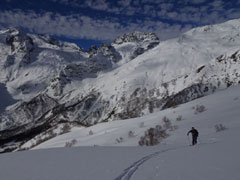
[5,29,34,66]
[89,44,122,63]
[6,33,34,54]
[0,94,57,135]
[113,31,160,60]
[114,32,159,44]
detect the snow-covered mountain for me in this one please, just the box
[1,18,240,152]
[0,81,240,180]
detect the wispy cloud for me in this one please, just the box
[45,0,240,24]
[0,0,240,44]
[190,0,207,4]
[0,10,193,42]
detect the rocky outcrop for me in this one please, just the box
[114,31,159,44]
[113,31,160,61]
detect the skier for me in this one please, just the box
[187,127,199,146]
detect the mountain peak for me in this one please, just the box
[0,27,26,37]
[113,31,159,45]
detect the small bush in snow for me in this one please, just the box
[162,116,172,129]
[65,139,77,147]
[128,130,135,138]
[194,105,206,114]
[162,117,178,131]
[61,123,71,134]
[215,124,227,132]
[48,129,57,137]
[35,138,46,146]
[89,130,94,135]
[139,122,145,128]
[71,139,77,145]
[65,142,71,147]
[116,137,124,144]
[138,125,168,146]
[176,115,183,121]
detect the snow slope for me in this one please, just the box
[74,18,240,96]
[0,85,240,180]
[30,84,240,149]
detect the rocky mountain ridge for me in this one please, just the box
[1,19,240,152]
[0,29,160,152]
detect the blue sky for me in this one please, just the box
[0,0,240,50]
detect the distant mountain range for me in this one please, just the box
[1,18,240,152]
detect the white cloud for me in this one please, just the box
[0,10,193,42]
[83,0,109,11]
[1,0,240,44]
[46,0,239,26]
[210,0,224,7]
[190,0,207,4]
[225,9,240,20]
[158,3,174,11]
[117,0,131,7]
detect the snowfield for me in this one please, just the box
[0,85,239,180]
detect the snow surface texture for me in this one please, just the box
[1,19,240,152]
[0,85,240,180]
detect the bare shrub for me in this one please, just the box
[116,137,124,144]
[176,115,183,121]
[138,125,169,146]
[215,124,227,132]
[162,116,172,129]
[48,129,57,137]
[139,122,145,128]
[65,139,77,147]
[65,142,72,147]
[71,139,77,145]
[128,130,135,138]
[89,130,94,135]
[194,105,206,114]
[61,123,71,134]
[35,138,47,146]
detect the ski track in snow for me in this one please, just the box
[114,147,182,180]
[114,141,218,180]
[114,151,164,180]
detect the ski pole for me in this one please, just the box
[198,137,201,144]
[187,135,191,146]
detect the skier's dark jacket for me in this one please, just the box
[187,128,199,137]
